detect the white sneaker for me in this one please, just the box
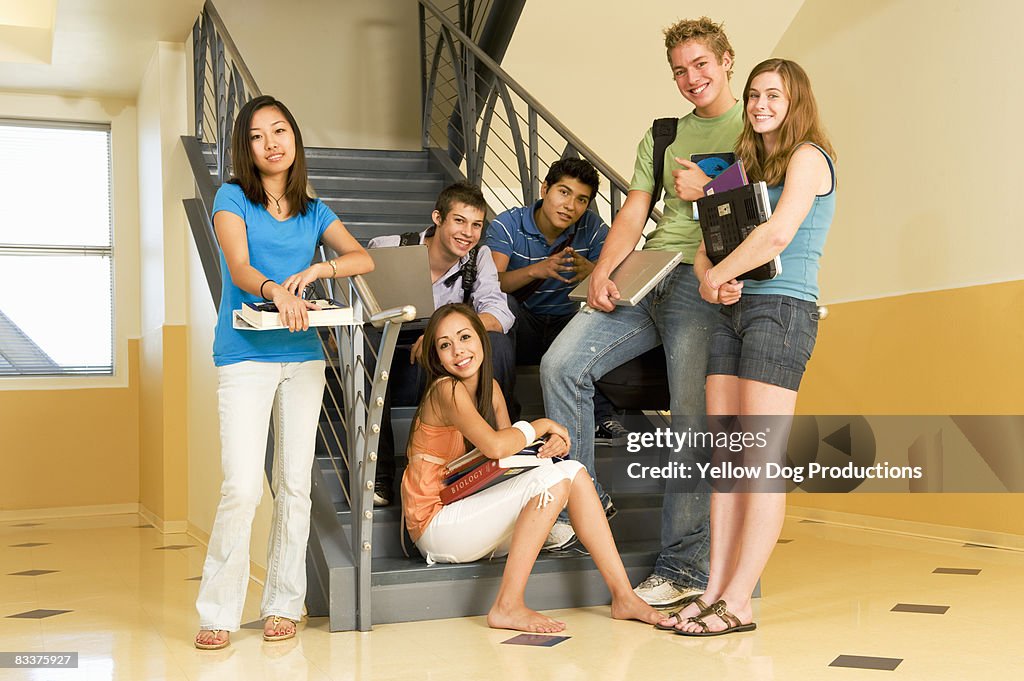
[633,574,704,608]
[543,521,578,551]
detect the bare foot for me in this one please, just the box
[487,604,566,633]
[611,592,664,625]
[194,629,229,650]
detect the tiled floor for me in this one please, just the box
[1,513,1019,680]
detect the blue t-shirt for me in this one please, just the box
[486,201,608,317]
[212,182,337,366]
[745,144,836,302]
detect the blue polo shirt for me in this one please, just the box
[486,201,609,317]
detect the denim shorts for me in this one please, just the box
[706,294,819,391]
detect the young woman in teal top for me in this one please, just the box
[661,59,837,636]
[195,95,373,649]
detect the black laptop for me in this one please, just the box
[695,181,780,281]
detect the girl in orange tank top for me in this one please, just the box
[400,304,664,634]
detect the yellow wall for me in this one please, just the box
[799,282,1024,415]
[0,91,142,515]
[0,341,140,510]
[792,283,1024,537]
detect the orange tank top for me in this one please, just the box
[401,422,467,541]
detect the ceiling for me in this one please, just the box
[0,0,204,99]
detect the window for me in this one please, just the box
[0,120,113,376]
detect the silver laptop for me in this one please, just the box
[568,250,682,306]
[358,245,436,323]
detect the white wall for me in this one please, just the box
[502,1,805,177]
[214,0,422,150]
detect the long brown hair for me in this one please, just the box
[227,95,312,216]
[412,304,496,441]
[736,59,835,186]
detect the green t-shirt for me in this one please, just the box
[629,101,743,261]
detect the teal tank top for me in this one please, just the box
[745,143,835,302]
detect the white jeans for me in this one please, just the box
[196,360,326,631]
[415,460,585,564]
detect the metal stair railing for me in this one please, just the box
[419,0,663,231]
[191,1,260,190]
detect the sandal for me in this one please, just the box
[654,597,708,631]
[674,599,757,637]
[194,629,230,650]
[263,615,297,642]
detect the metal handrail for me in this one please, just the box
[198,2,260,97]
[421,0,628,190]
[191,2,260,184]
[419,0,666,230]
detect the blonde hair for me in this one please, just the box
[736,59,835,186]
[663,17,734,79]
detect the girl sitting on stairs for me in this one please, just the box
[401,303,662,633]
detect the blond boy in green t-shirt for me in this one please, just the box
[540,17,743,610]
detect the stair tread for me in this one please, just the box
[370,539,661,586]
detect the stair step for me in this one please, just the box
[202,146,432,173]
[322,194,436,216]
[333,490,664,559]
[343,219,432,244]
[309,174,444,195]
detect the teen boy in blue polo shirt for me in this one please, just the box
[487,159,628,547]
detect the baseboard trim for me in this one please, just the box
[138,506,188,534]
[0,503,140,522]
[787,507,1024,551]
[187,521,268,585]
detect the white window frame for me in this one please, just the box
[0,118,115,379]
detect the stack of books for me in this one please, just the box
[694,159,780,281]
[234,298,356,330]
[440,440,562,504]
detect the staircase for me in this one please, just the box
[300,144,669,624]
[303,148,444,244]
[318,409,666,626]
[183,0,673,632]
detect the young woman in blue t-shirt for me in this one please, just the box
[661,59,837,636]
[195,95,372,649]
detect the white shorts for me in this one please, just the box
[415,460,586,564]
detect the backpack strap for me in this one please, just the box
[649,117,679,220]
[399,231,422,247]
[460,245,479,305]
[439,244,481,305]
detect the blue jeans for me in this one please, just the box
[539,264,717,588]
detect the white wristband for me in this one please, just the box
[511,420,536,448]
